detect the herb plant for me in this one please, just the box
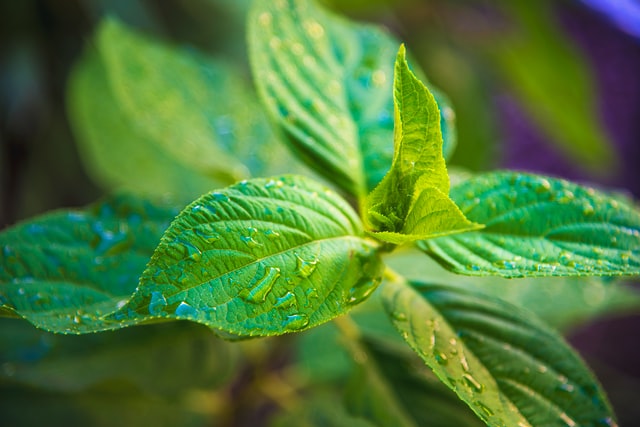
[2,0,639,426]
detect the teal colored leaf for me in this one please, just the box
[0,194,179,333]
[248,0,456,198]
[386,247,640,331]
[120,175,383,337]
[421,172,640,277]
[0,318,237,394]
[382,279,616,427]
[68,49,220,201]
[97,18,273,183]
[493,0,616,174]
[366,46,481,244]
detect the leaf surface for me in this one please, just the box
[68,49,220,201]
[97,19,280,183]
[382,279,616,427]
[366,47,480,244]
[121,175,383,336]
[0,195,179,333]
[422,172,640,277]
[386,247,640,331]
[248,0,456,197]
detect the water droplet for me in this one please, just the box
[348,277,380,305]
[283,313,309,331]
[177,239,202,262]
[596,417,617,427]
[212,192,228,202]
[240,266,281,303]
[535,263,557,273]
[263,229,280,240]
[371,70,386,87]
[303,19,324,38]
[475,401,494,417]
[258,12,272,26]
[148,291,167,315]
[175,302,198,318]
[392,311,407,321]
[467,264,481,272]
[275,291,296,309]
[240,227,262,248]
[494,260,517,269]
[462,374,484,393]
[435,352,448,365]
[295,253,318,278]
[305,287,319,301]
[536,178,551,193]
[556,382,575,395]
[73,315,82,324]
[582,203,595,216]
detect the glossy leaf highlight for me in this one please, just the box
[0,195,179,333]
[248,0,456,197]
[366,46,481,244]
[121,175,383,337]
[382,279,616,427]
[421,172,640,277]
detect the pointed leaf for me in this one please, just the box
[421,172,640,277]
[366,47,480,244]
[382,279,616,427]
[68,49,221,201]
[97,18,270,183]
[248,0,456,197]
[0,194,179,333]
[387,248,640,331]
[120,175,383,337]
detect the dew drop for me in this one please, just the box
[175,302,198,318]
[494,260,517,269]
[467,264,481,272]
[295,253,318,278]
[556,382,575,395]
[195,228,221,243]
[475,401,494,417]
[264,229,280,240]
[303,20,324,38]
[536,178,551,194]
[391,311,407,321]
[212,192,229,202]
[283,313,309,331]
[240,266,281,303]
[148,291,168,315]
[274,291,296,309]
[462,374,484,393]
[435,351,448,365]
[240,227,262,248]
[347,276,380,305]
[258,12,272,26]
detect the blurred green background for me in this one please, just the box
[1,0,639,425]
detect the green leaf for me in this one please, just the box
[248,0,456,197]
[382,279,616,427]
[67,49,221,201]
[0,385,212,427]
[0,194,179,333]
[270,393,376,427]
[366,46,481,244]
[421,172,640,277]
[120,175,383,337]
[386,247,640,331]
[97,18,270,183]
[493,0,616,174]
[0,318,237,394]
[354,335,486,427]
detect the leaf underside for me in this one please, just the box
[422,171,640,277]
[382,279,616,427]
